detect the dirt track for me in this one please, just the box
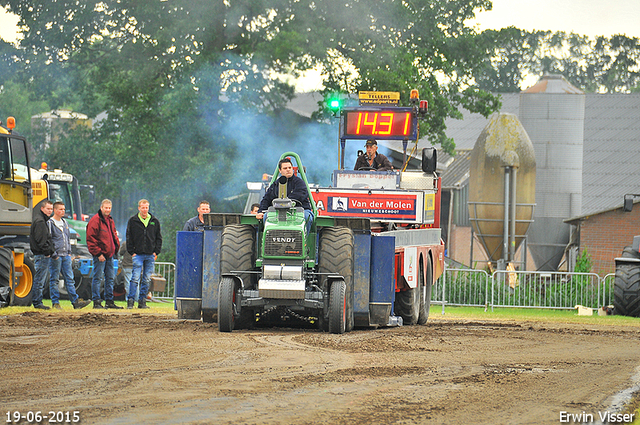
[1,310,640,425]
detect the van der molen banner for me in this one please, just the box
[312,189,424,223]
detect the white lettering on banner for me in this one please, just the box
[316,200,325,211]
[386,200,412,209]
[350,199,413,210]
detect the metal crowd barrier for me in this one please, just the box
[432,268,491,314]
[151,262,176,300]
[433,265,614,313]
[154,261,613,311]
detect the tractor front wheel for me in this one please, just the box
[220,224,256,328]
[218,277,239,332]
[328,279,347,334]
[318,227,354,332]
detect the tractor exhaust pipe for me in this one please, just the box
[272,175,292,222]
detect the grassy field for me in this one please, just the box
[3,301,640,324]
[0,298,176,315]
[430,305,640,326]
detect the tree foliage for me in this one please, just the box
[475,28,640,93]
[1,0,502,259]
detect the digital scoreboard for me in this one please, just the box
[341,107,416,140]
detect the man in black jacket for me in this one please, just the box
[126,199,162,309]
[30,199,54,309]
[256,157,313,233]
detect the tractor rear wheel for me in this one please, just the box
[395,286,420,325]
[220,225,256,328]
[218,277,239,332]
[418,259,433,325]
[328,279,347,334]
[10,256,34,306]
[318,227,354,332]
[614,246,640,317]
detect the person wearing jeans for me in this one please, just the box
[129,254,155,307]
[29,200,55,310]
[86,199,122,309]
[126,199,162,309]
[48,201,90,310]
[32,255,51,309]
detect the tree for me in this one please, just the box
[2,0,502,258]
[474,28,640,94]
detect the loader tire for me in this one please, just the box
[11,256,34,307]
[0,248,14,304]
[318,227,354,332]
[328,279,347,334]
[220,225,256,329]
[614,246,640,317]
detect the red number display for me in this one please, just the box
[344,111,413,138]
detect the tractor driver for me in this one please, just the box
[256,158,313,233]
[354,139,393,171]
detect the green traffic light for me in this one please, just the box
[329,99,341,109]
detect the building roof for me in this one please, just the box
[403,92,640,217]
[32,109,89,120]
[581,94,640,216]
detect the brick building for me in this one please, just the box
[566,202,640,276]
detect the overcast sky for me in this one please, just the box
[470,0,640,38]
[3,1,640,43]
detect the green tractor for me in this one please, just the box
[218,152,354,334]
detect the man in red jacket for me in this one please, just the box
[86,199,122,309]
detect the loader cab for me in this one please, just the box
[0,121,32,233]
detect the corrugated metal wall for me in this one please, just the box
[519,75,585,271]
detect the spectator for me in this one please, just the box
[29,199,54,310]
[86,199,122,309]
[48,202,91,310]
[126,199,162,309]
[183,200,210,231]
[250,203,259,214]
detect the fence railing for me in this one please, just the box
[151,262,176,300]
[154,261,614,311]
[434,266,614,312]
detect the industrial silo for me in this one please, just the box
[468,113,536,265]
[519,74,585,271]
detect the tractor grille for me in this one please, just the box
[264,229,303,257]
